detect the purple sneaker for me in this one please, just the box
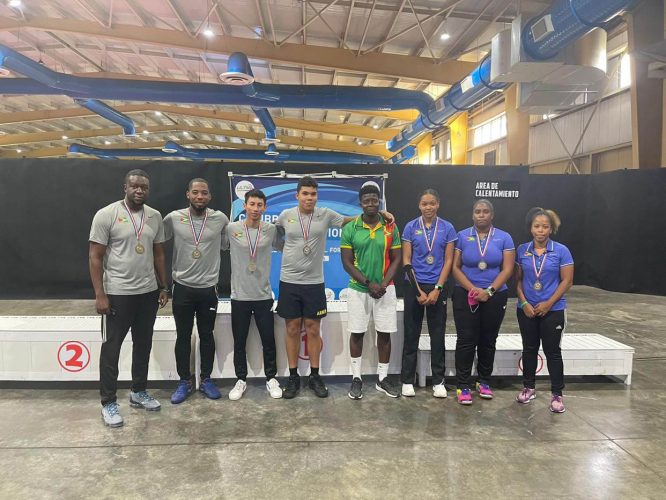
[516,387,536,404]
[476,382,494,399]
[549,394,566,413]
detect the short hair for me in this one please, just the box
[124,169,149,183]
[244,188,266,204]
[473,198,494,213]
[419,188,440,203]
[359,184,380,201]
[188,178,209,191]
[526,207,561,234]
[297,176,318,192]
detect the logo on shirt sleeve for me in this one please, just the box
[467,236,476,241]
[179,216,190,223]
[117,216,128,223]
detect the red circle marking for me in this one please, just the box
[518,353,544,374]
[57,341,91,372]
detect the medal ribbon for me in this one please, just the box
[419,217,439,255]
[298,210,313,243]
[474,226,494,260]
[122,200,145,242]
[188,208,209,248]
[530,242,548,282]
[243,221,262,260]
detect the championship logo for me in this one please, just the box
[234,180,255,200]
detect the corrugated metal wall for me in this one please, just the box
[529,91,632,165]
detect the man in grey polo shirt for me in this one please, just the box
[163,178,229,404]
[226,188,284,401]
[89,168,169,428]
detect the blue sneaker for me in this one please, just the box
[199,378,221,400]
[171,380,193,405]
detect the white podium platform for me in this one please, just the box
[0,300,634,385]
[416,334,635,386]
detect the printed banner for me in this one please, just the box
[230,174,386,299]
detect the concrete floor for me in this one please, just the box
[1,285,665,499]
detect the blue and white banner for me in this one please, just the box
[230,174,386,299]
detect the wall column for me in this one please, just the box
[505,84,530,165]
[449,111,468,165]
[627,0,664,168]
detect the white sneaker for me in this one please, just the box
[266,378,283,399]
[228,379,247,401]
[433,383,448,398]
[401,383,416,397]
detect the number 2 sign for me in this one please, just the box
[57,341,91,372]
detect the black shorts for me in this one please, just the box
[276,281,327,320]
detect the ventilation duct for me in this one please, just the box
[71,142,384,164]
[0,45,434,114]
[387,0,636,153]
[74,98,136,136]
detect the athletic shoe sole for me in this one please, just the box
[348,392,363,400]
[129,401,161,411]
[375,383,399,398]
[101,416,123,428]
[549,406,566,413]
[516,394,537,404]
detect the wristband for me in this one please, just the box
[160,287,170,293]
[435,284,444,290]
[519,300,528,309]
[485,286,495,297]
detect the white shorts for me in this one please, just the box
[347,284,398,333]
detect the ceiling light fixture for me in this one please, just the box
[104,140,111,145]
[154,111,162,116]
[143,130,149,134]
[8,0,22,8]
[16,148,22,153]
[61,135,68,140]
[440,32,451,41]
[203,27,215,39]
[373,124,379,129]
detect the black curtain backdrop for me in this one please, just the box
[0,159,663,298]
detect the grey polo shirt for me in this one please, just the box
[163,207,229,288]
[276,206,344,285]
[227,221,281,301]
[89,200,165,295]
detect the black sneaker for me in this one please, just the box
[309,375,329,398]
[348,377,363,400]
[375,378,400,398]
[283,376,300,399]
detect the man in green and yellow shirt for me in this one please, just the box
[340,184,402,400]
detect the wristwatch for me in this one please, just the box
[435,284,444,291]
[485,286,496,297]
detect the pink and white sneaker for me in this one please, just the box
[476,382,494,399]
[549,394,566,413]
[516,387,536,404]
